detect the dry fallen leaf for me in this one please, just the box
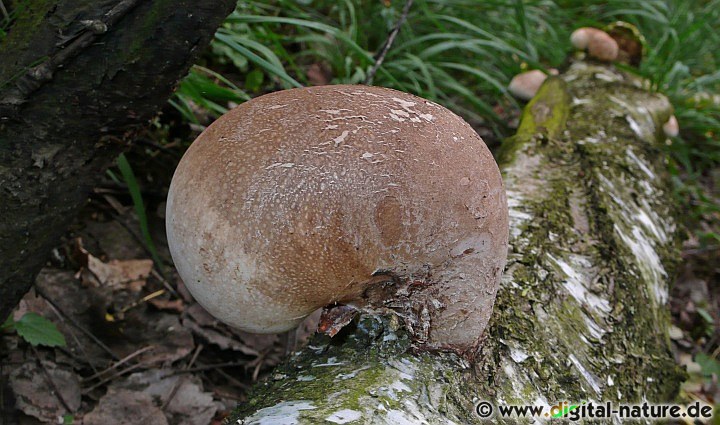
[114,370,218,425]
[149,297,185,313]
[306,62,333,86]
[183,304,266,355]
[10,360,81,423]
[113,313,194,365]
[83,387,168,425]
[75,238,153,292]
[318,304,358,337]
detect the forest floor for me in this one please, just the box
[1,103,718,424]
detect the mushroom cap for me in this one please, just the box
[570,27,619,62]
[166,85,508,351]
[570,27,593,50]
[663,115,679,137]
[587,30,619,62]
[508,69,548,101]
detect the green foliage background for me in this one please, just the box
[165,0,720,244]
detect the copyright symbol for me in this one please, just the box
[475,401,494,418]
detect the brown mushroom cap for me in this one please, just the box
[663,115,679,137]
[570,27,593,50]
[508,70,549,101]
[571,27,619,62]
[166,85,508,353]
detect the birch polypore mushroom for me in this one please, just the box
[508,69,557,101]
[571,27,619,62]
[663,115,679,137]
[166,85,509,355]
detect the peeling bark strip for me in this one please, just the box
[0,0,237,319]
[230,62,684,424]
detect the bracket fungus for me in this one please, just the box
[166,85,509,356]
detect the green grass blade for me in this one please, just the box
[117,153,164,276]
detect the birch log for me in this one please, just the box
[229,62,685,424]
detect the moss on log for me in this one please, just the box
[229,62,685,424]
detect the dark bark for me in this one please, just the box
[0,0,236,319]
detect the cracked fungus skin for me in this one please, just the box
[166,85,508,352]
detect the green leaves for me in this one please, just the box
[5,312,66,348]
[695,353,720,378]
[117,153,163,277]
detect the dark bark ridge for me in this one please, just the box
[0,0,236,319]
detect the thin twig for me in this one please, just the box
[364,0,414,85]
[194,360,250,389]
[43,300,99,374]
[151,269,180,299]
[162,344,203,411]
[212,389,244,401]
[168,361,246,375]
[82,362,146,394]
[251,352,266,382]
[34,286,120,361]
[30,346,73,413]
[212,365,249,389]
[3,0,143,104]
[116,289,165,316]
[81,345,155,383]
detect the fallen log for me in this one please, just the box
[229,61,685,424]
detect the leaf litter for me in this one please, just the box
[0,203,312,424]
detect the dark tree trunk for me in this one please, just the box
[0,0,236,319]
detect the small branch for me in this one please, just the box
[81,345,155,383]
[34,286,120,361]
[2,0,143,106]
[81,362,146,394]
[30,346,74,413]
[168,361,247,375]
[364,0,414,85]
[44,300,99,374]
[209,363,250,389]
[161,344,203,411]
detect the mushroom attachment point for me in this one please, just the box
[166,85,509,356]
[570,27,619,62]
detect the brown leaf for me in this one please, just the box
[318,304,358,337]
[184,303,279,355]
[306,62,333,86]
[182,316,259,356]
[84,387,168,425]
[86,256,153,291]
[10,360,81,423]
[293,308,322,348]
[113,370,218,425]
[149,297,185,313]
[115,313,194,365]
[176,276,196,303]
[75,238,153,291]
